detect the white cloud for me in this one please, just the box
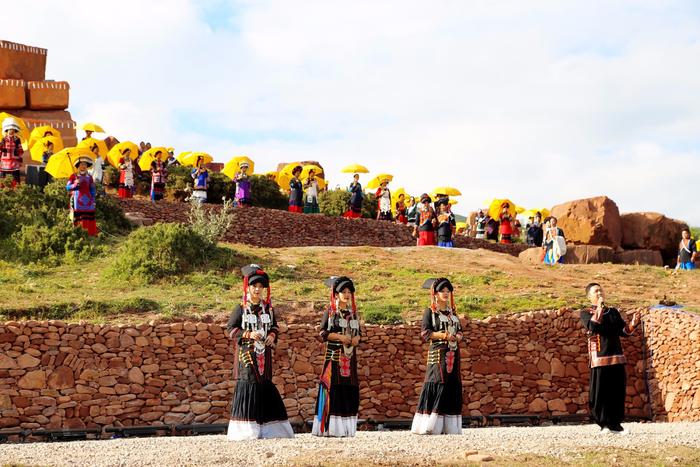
[7,0,700,223]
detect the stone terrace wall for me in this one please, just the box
[4,307,690,431]
[116,198,528,256]
[643,308,700,422]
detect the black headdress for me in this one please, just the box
[422,277,455,312]
[240,264,271,306]
[324,276,357,313]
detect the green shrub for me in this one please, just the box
[107,223,230,284]
[188,198,234,243]
[0,181,129,264]
[691,227,700,241]
[318,188,377,218]
[249,175,288,210]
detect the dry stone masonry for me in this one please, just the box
[1,307,695,431]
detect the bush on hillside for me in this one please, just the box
[0,180,131,264]
[318,189,377,218]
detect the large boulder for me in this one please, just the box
[614,249,663,267]
[519,247,543,264]
[550,196,622,248]
[563,245,616,264]
[620,213,689,264]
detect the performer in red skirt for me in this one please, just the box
[66,156,98,236]
[413,194,437,246]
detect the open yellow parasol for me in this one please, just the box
[182,152,213,167]
[30,135,64,163]
[300,164,323,179]
[488,198,517,219]
[45,147,95,179]
[433,186,462,196]
[366,173,393,190]
[0,112,30,144]
[79,122,105,133]
[222,156,255,180]
[176,151,191,165]
[107,142,139,168]
[138,147,169,171]
[391,187,406,207]
[456,221,467,231]
[521,208,551,219]
[341,163,369,174]
[28,125,61,149]
[78,137,109,158]
[276,161,302,189]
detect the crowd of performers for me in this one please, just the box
[224,264,641,440]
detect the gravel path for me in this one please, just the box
[2,422,700,466]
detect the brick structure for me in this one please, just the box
[0,40,77,166]
[1,306,696,431]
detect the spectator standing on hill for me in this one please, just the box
[190,155,209,204]
[543,217,566,265]
[117,148,135,199]
[526,212,544,246]
[149,152,168,204]
[499,202,514,243]
[66,156,98,236]
[376,179,393,221]
[436,202,455,248]
[395,193,408,224]
[676,228,697,271]
[233,162,251,207]
[475,210,487,239]
[406,196,418,225]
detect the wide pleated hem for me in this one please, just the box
[411,413,462,435]
[311,415,358,437]
[226,419,295,441]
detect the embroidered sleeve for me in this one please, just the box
[580,309,602,333]
[268,307,279,342]
[226,304,243,336]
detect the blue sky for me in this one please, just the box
[7,0,700,224]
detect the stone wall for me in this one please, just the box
[116,198,529,256]
[3,306,691,431]
[643,308,700,422]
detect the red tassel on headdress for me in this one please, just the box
[351,293,357,315]
[329,289,336,313]
[266,284,271,307]
[242,276,249,306]
[451,291,456,313]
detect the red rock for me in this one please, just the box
[128,367,145,384]
[191,402,211,415]
[0,354,17,369]
[614,249,663,267]
[98,376,118,387]
[0,79,25,108]
[551,196,622,248]
[292,360,315,375]
[47,366,74,389]
[0,40,47,81]
[26,80,69,110]
[518,247,544,264]
[528,398,547,413]
[563,245,616,264]
[547,398,567,412]
[91,343,108,354]
[17,354,41,369]
[17,370,46,389]
[0,394,13,409]
[550,358,565,377]
[620,212,689,263]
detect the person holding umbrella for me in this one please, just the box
[344,173,364,219]
[66,156,98,236]
[499,202,514,244]
[118,148,135,199]
[149,150,168,204]
[413,194,438,246]
[395,193,408,225]
[191,155,209,204]
[303,168,320,214]
[233,161,252,207]
[288,165,304,213]
[375,178,393,221]
[0,118,24,188]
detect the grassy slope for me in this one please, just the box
[0,244,698,324]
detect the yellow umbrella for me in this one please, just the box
[138,147,169,171]
[176,151,191,165]
[341,163,369,173]
[182,152,213,167]
[366,173,393,190]
[456,221,467,231]
[521,208,551,219]
[433,186,462,196]
[300,164,323,179]
[0,112,30,144]
[79,122,105,133]
[222,156,255,180]
[391,187,406,206]
[28,125,61,149]
[107,141,139,168]
[448,199,458,206]
[78,137,109,159]
[515,205,525,214]
[488,198,517,219]
[276,161,302,189]
[45,147,95,179]
[29,135,64,163]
